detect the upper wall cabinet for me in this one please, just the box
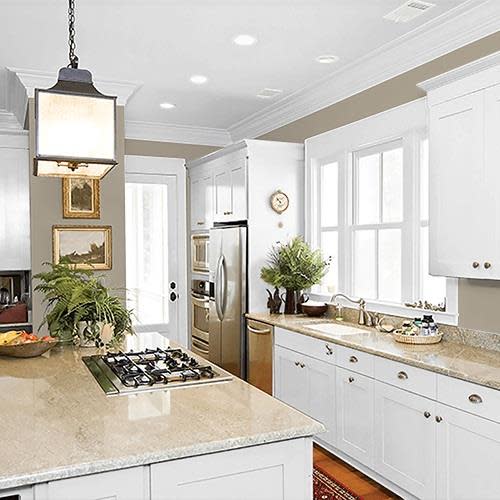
[0,134,30,271]
[419,52,500,279]
[190,168,213,231]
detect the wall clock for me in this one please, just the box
[270,190,289,214]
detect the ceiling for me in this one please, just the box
[0,0,498,142]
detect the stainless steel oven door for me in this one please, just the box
[191,292,209,344]
[191,337,209,360]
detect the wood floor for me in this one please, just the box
[313,444,400,500]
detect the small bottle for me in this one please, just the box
[420,319,430,336]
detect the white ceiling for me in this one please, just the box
[0,0,498,142]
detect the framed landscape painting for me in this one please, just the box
[62,178,100,219]
[53,225,112,270]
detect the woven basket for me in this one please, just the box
[392,331,443,345]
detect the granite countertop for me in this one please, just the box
[247,312,500,391]
[0,333,323,491]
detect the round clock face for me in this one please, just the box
[270,191,289,214]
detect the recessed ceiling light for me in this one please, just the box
[190,75,208,85]
[233,34,257,46]
[315,55,339,64]
[160,102,176,109]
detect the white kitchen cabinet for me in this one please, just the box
[0,135,30,271]
[374,381,436,500]
[435,402,500,500]
[34,467,149,500]
[419,53,500,279]
[0,486,33,500]
[274,344,336,447]
[336,367,374,468]
[150,438,312,500]
[190,170,212,231]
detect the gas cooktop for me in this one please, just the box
[83,347,231,395]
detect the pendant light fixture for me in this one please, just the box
[33,0,117,179]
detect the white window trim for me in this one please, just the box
[305,99,459,325]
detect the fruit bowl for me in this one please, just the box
[0,331,58,358]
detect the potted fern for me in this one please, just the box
[260,237,330,314]
[34,260,133,348]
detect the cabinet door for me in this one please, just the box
[0,145,30,271]
[484,83,500,278]
[213,163,231,222]
[229,159,247,221]
[303,354,336,447]
[429,92,485,278]
[436,402,500,500]
[336,367,374,467]
[190,172,212,231]
[374,381,436,500]
[36,467,148,500]
[273,345,308,413]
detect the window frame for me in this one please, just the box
[305,100,458,325]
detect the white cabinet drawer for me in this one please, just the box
[374,356,437,399]
[335,345,374,377]
[437,375,500,423]
[274,327,335,364]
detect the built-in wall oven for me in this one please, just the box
[190,279,210,359]
[191,234,209,274]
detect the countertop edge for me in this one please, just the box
[0,423,324,490]
[246,313,500,391]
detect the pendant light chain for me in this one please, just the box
[68,0,79,68]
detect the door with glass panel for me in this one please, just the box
[125,157,187,344]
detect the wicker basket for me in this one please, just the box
[392,331,443,345]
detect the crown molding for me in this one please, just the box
[228,0,499,141]
[6,67,142,105]
[125,120,232,146]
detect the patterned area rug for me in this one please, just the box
[313,465,362,500]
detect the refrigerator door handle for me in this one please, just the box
[215,255,223,321]
[220,255,227,318]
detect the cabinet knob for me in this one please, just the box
[300,362,305,369]
[468,394,483,404]
[484,262,492,269]
[325,344,333,356]
[197,221,204,225]
[349,355,358,363]
[472,261,480,269]
[397,371,408,380]
[435,416,443,423]
[348,376,355,383]
[294,361,300,367]
[424,411,431,419]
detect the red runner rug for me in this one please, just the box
[313,465,362,500]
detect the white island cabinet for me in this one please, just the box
[271,323,500,500]
[419,52,500,279]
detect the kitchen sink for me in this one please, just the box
[304,322,367,336]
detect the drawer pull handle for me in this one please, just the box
[435,416,443,423]
[348,376,354,383]
[325,344,333,356]
[397,371,408,380]
[468,394,483,404]
[349,355,358,363]
[424,411,431,418]
[197,221,204,225]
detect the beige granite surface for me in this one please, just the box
[0,334,323,491]
[247,312,500,391]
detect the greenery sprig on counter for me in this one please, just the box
[260,236,330,291]
[34,260,133,347]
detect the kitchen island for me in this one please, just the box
[0,333,323,500]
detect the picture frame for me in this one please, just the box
[52,225,112,270]
[62,178,100,219]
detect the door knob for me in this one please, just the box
[170,292,178,302]
[170,281,177,289]
[472,261,480,269]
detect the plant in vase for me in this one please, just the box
[34,260,134,348]
[260,237,330,314]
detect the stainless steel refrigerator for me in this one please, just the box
[209,224,247,378]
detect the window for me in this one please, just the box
[307,101,456,323]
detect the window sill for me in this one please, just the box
[309,293,459,326]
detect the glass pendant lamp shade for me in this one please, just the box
[34,67,117,179]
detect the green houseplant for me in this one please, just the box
[260,237,330,314]
[34,260,133,348]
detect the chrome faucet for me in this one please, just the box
[329,293,376,327]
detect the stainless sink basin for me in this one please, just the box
[304,322,367,336]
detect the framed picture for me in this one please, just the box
[53,225,112,270]
[62,178,100,219]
